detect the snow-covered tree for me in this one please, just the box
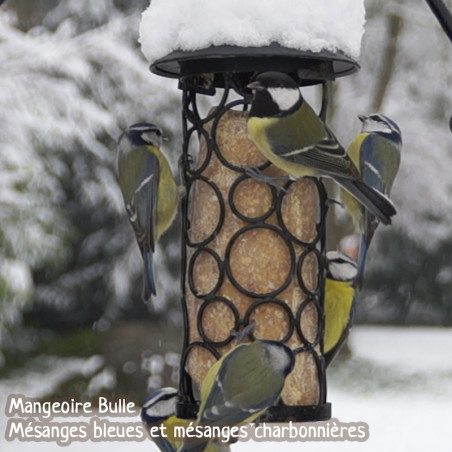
[0,0,182,355]
[332,1,452,323]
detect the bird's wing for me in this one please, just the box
[279,143,351,175]
[270,127,359,180]
[355,221,378,288]
[359,135,386,194]
[126,147,160,254]
[199,346,282,425]
[360,134,401,195]
[333,175,395,225]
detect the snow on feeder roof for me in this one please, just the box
[139,0,365,83]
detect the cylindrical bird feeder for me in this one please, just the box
[149,44,359,422]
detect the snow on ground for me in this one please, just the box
[1,326,451,452]
[139,0,365,63]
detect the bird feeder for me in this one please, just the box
[141,0,362,424]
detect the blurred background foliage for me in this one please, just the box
[0,0,451,403]
[0,0,183,402]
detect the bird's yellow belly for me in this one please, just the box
[156,169,178,239]
[324,279,354,353]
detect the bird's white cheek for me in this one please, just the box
[267,87,300,111]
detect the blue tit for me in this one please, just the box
[178,340,294,452]
[117,123,179,301]
[246,72,396,225]
[323,251,358,367]
[141,387,180,452]
[141,388,230,452]
[341,114,402,286]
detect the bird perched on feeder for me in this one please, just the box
[246,71,396,226]
[117,122,179,301]
[141,387,230,452]
[341,113,402,286]
[323,250,358,367]
[141,387,180,452]
[178,340,294,452]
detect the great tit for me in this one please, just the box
[246,72,396,225]
[323,251,358,367]
[141,387,230,452]
[117,123,179,301]
[178,340,294,452]
[341,114,402,285]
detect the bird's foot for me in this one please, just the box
[178,153,194,169]
[231,321,256,344]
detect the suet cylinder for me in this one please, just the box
[184,108,324,406]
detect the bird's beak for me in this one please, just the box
[247,81,265,91]
[358,114,367,122]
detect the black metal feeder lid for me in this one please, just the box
[150,43,360,88]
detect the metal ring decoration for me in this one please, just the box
[184,175,225,248]
[187,247,225,298]
[275,177,323,247]
[184,125,212,177]
[292,345,327,409]
[228,173,278,223]
[210,99,255,173]
[183,78,201,125]
[182,75,228,126]
[295,296,323,349]
[296,248,323,296]
[178,72,330,422]
[177,339,220,415]
[192,77,230,126]
[243,298,296,343]
[198,297,241,347]
[224,223,296,299]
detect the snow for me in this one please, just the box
[139,0,365,64]
[1,326,451,451]
[348,325,452,374]
[0,260,33,295]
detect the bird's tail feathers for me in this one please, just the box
[143,250,156,300]
[355,220,378,288]
[334,177,396,226]
[355,234,368,289]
